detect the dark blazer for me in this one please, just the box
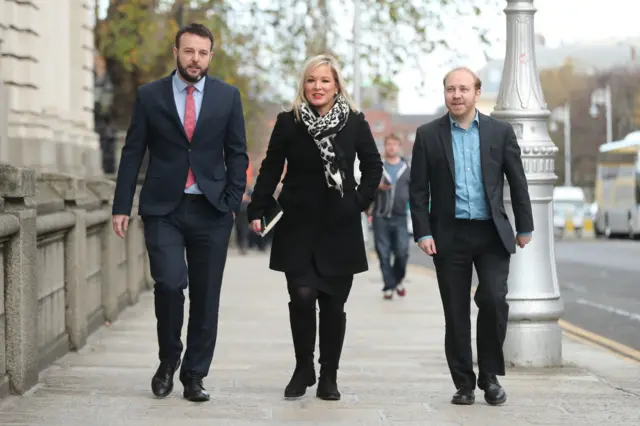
[247,110,383,276]
[112,72,249,217]
[409,112,533,255]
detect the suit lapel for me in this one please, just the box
[191,76,218,143]
[162,74,189,141]
[478,113,492,188]
[438,115,455,181]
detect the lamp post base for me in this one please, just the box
[504,321,563,367]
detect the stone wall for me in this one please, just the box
[0,0,101,177]
[0,163,150,398]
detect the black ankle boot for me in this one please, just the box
[284,302,317,398]
[316,311,346,401]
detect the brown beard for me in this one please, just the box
[176,58,208,83]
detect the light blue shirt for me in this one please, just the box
[418,110,530,241]
[383,161,403,184]
[172,72,205,194]
[451,111,489,220]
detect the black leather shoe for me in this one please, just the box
[183,378,210,402]
[451,388,475,405]
[478,376,507,405]
[151,359,181,398]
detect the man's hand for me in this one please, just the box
[378,181,392,191]
[112,214,130,239]
[516,234,532,248]
[418,238,437,256]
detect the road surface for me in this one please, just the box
[405,238,640,352]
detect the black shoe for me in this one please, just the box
[451,388,475,405]
[183,378,210,402]
[151,359,181,398]
[316,311,346,401]
[478,375,507,405]
[284,302,317,398]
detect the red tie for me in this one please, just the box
[184,85,196,188]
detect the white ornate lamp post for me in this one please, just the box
[549,103,572,186]
[491,0,564,367]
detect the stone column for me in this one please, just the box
[39,172,97,350]
[0,164,38,394]
[0,0,8,162]
[85,178,120,322]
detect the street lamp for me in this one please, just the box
[590,84,612,144]
[549,103,571,186]
[491,0,564,367]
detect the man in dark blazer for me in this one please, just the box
[409,67,533,406]
[111,23,248,403]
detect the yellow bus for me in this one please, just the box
[593,131,640,238]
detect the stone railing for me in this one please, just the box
[0,163,150,398]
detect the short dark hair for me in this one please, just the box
[175,23,214,51]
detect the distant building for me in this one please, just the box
[427,36,640,115]
[474,36,640,115]
[0,0,100,176]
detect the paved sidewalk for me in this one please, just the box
[1,252,639,425]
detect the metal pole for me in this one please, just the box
[605,83,612,144]
[352,0,361,107]
[564,103,571,186]
[176,3,184,28]
[491,0,564,367]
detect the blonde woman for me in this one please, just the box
[247,55,382,400]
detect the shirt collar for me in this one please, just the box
[449,109,479,129]
[172,71,206,93]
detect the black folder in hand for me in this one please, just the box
[260,197,283,237]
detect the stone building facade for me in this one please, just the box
[0,0,100,176]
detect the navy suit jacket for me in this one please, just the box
[112,72,249,217]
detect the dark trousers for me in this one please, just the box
[142,194,233,381]
[373,215,410,290]
[433,219,510,390]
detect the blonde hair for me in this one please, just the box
[288,54,358,121]
[442,66,482,91]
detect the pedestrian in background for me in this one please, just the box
[370,133,411,300]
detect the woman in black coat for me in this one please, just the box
[247,54,383,401]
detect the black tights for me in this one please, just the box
[288,284,345,315]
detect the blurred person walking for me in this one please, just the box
[247,55,382,401]
[370,134,411,300]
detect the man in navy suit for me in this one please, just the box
[112,23,248,402]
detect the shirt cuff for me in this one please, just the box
[418,235,433,242]
[517,232,532,237]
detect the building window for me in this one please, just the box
[373,120,385,132]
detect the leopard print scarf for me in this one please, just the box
[299,94,350,196]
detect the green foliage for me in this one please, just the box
[95,0,266,150]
